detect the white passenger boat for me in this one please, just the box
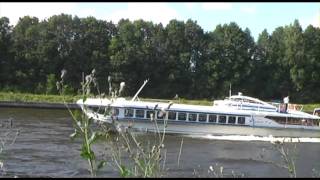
[77,80,320,138]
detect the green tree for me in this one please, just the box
[205,22,255,99]
[299,25,320,102]
[109,19,158,96]
[11,16,42,92]
[253,29,274,99]
[284,20,305,95]
[0,17,13,90]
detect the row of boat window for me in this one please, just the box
[265,116,320,126]
[122,108,246,125]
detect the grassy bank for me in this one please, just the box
[0,92,319,113]
[0,92,80,103]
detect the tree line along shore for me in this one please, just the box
[1,15,320,104]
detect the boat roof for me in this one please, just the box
[229,94,271,106]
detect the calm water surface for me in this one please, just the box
[0,107,320,177]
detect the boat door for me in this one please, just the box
[313,108,320,116]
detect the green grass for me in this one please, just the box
[0,92,80,103]
[302,104,320,114]
[0,91,319,113]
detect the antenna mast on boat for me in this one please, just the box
[131,79,149,101]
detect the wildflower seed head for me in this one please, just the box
[92,77,97,86]
[76,121,81,128]
[56,81,61,90]
[85,75,92,84]
[209,166,214,171]
[220,166,223,174]
[118,82,125,95]
[91,69,96,76]
[61,69,67,80]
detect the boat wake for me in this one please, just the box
[185,134,320,143]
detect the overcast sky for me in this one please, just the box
[0,2,319,41]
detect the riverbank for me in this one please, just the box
[0,101,79,109]
[0,92,80,109]
[0,92,319,113]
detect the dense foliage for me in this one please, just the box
[1,14,320,103]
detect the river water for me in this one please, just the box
[0,107,320,177]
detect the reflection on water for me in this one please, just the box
[0,107,320,177]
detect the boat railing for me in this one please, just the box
[270,102,283,113]
[287,103,303,111]
[269,102,304,112]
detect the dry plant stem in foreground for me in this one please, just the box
[0,118,20,176]
[59,68,176,177]
[258,138,299,177]
[108,104,172,177]
[58,69,106,177]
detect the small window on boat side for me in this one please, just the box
[135,109,145,118]
[188,113,197,122]
[124,108,133,117]
[208,114,217,123]
[178,112,187,121]
[198,113,207,122]
[218,115,226,123]
[94,107,104,114]
[146,110,155,119]
[89,106,99,112]
[228,116,236,124]
[238,117,245,124]
[168,111,176,120]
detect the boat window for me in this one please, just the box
[87,105,94,110]
[228,116,236,124]
[97,107,105,114]
[188,113,197,121]
[238,117,245,124]
[218,115,226,123]
[168,111,176,120]
[198,113,207,122]
[305,119,314,126]
[135,109,145,118]
[89,106,100,113]
[124,108,134,117]
[231,98,242,102]
[178,112,187,121]
[112,108,119,116]
[208,114,217,123]
[146,110,155,119]
[287,117,303,125]
[157,111,165,119]
[266,116,286,125]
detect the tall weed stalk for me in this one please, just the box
[59,69,173,177]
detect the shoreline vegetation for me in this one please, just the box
[0,91,319,113]
[1,15,320,104]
